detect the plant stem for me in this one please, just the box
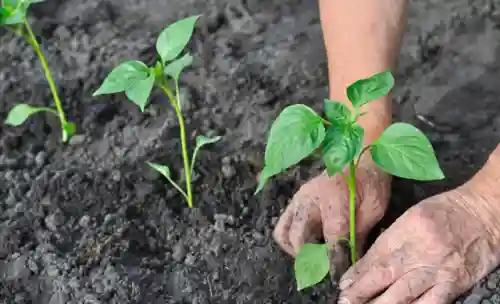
[347,162,358,264]
[23,18,69,142]
[160,85,194,208]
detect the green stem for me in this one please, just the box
[160,85,193,208]
[347,162,358,264]
[354,145,371,169]
[164,173,189,201]
[23,18,68,142]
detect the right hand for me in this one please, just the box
[273,158,392,259]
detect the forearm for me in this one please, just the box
[319,0,408,144]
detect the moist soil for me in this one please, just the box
[2,0,500,303]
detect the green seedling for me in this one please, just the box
[255,70,445,291]
[93,15,221,208]
[2,0,75,142]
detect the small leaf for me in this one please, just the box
[164,53,193,82]
[156,15,200,63]
[324,99,352,123]
[5,104,56,126]
[346,70,395,108]
[62,121,76,136]
[93,61,150,96]
[146,162,171,179]
[294,243,330,291]
[264,104,326,178]
[195,135,221,150]
[2,4,26,25]
[370,122,445,181]
[125,74,155,112]
[322,123,364,176]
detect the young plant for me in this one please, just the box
[2,0,75,142]
[93,15,221,208]
[255,70,445,291]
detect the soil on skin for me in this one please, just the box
[2,0,500,303]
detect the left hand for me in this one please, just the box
[337,183,500,304]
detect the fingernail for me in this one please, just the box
[339,279,353,290]
[338,297,351,304]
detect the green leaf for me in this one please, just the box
[5,104,56,126]
[2,4,26,25]
[156,15,200,63]
[2,0,18,8]
[294,243,330,291]
[125,74,155,112]
[164,53,193,82]
[62,121,76,136]
[25,0,45,3]
[147,162,171,179]
[195,135,221,150]
[324,99,352,123]
[190,135,222,174]
[370,122,445,181]
[322,123,364,176]
[346,70,395,108]
[254,166,274,195]
[264,105,326,174]
[93,60,150,96]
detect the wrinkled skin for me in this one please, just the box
[338,186,500,304]
[274,156,500,303]
[273,158,391,259]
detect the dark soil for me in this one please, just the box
[2,0,500,303]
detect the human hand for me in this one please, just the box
[273,158,391,262]
[338,184,500,304]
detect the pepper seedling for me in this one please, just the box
[255,70,445,291]
[93,15,221,208]
[2,0,75,142]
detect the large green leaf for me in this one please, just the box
[156,15,200,63]
[370,122,445,181]
[323,99,352,123]
[294,243,330,291]
[5,104,57,126]
[264,104,325,172]
[322,123,364,176]
[255,105,326,194]
[346,70,395,108]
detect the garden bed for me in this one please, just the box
[2,0,500,303]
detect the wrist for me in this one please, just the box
[466,145,500,200]
[460,146,500,241]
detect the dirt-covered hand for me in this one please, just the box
[273,159,391,258]
[338,186,500,304]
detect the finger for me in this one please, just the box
[369,269,435,304]
[412,283,458,304]
[288,200,322,255]
[339,227,395,290]
[273,200,297,256]
[328,238,351,286]
[339,249,406,303]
